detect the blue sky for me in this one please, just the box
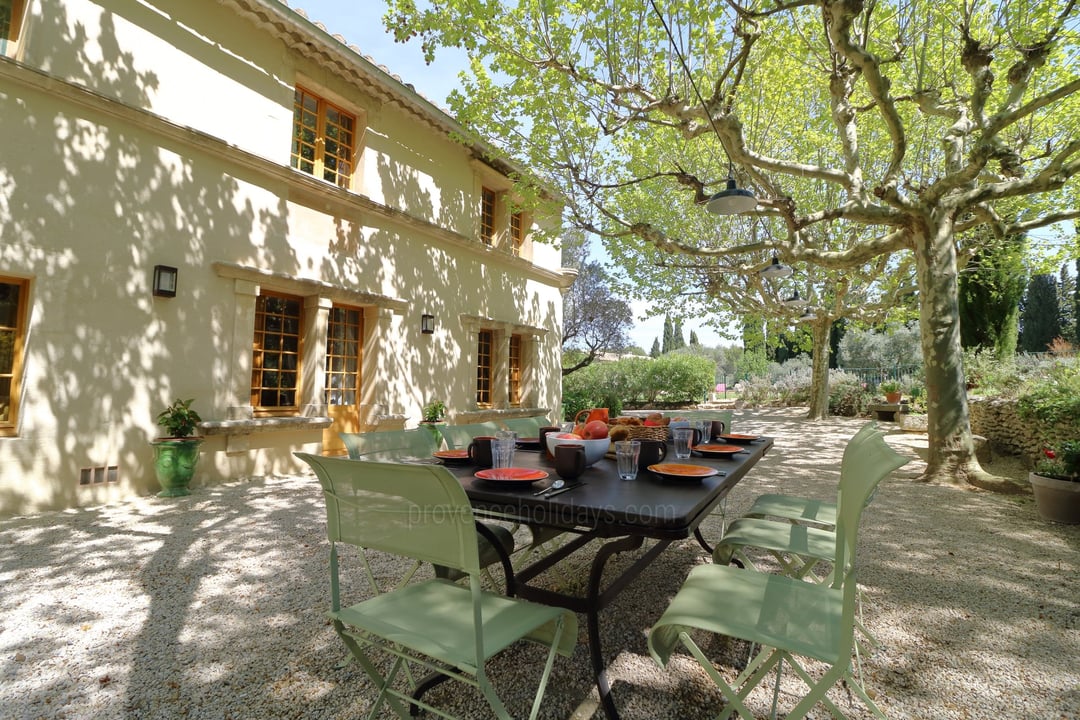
[294,1,730,351]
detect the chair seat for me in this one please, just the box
[649,562,844,668]
[715,517,837,567]
[334,578,575,669]
[744,493,838,528]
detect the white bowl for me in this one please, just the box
[545,434,610,466]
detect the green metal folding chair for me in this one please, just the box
[437,421,504,449]
[500,416,548,437]
[649,428,909,719]
[296,453,576,720]
[337,430,515,587]
[713,423,891,658]
[738,422,881,530]
[339,428,443,461]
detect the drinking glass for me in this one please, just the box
[493,434,516,468]
[672,427,693,459]
[615,440,641,480]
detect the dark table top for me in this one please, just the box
[441,437,774,540]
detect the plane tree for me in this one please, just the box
[385,0,1080,490]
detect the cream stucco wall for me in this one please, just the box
[0,0,569,516]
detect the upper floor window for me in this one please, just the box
[510,211,525,256]
[251,292,303,415]
[480,187,497,245]
[476,329,494,406]
[1,0,26,58]
[0,277,28,436]
[291,86,356,189]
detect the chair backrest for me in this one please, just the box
[438,421,503,449]
[501,416,547,437]
[832,427,910,588]
[339,428,441,460]
[294,453,482,576]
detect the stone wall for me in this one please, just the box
[969,397,1079,467]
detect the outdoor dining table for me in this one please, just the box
[440,435,774,720]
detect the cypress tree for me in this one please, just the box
[1019,274,1061,352]
[649,337,661,358]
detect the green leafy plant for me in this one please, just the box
[1016,360,1080,425]
[878,379,901,394]
[156,398,202,438]
[1034,440,1080,480]
[421,399,447,423]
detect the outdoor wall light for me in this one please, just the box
[152,265,178,298]
[421,313,435,334]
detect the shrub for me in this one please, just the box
[1016,358,1080,425]
[828,372,873,417]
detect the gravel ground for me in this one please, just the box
[1,409,1078,720]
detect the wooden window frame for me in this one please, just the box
[291,86,356,189]
[251,291,303,416]
[508,333,523,406]
[510,210,526,256]
[476,329,494,407]
[0,276,28,436]
[324,305,363,407]
[0,0,26,57]
[480,187,497,245]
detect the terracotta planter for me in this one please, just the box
[884,391,902,404]
[1029,472,1080,524]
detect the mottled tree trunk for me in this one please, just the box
[914,216,1021,492]
[806,317,832,420]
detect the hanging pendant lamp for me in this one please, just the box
[706,169,758,215]
[799,308,818,322]
[759,255,793,280]
[782,289,808,307]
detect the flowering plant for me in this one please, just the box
[1034,440,1080,480]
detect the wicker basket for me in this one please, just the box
[608,424,669,442]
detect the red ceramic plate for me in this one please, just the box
[719,433,760,444]
[693,444,744,457]
[648,463,719,479]
[433,449,471,464]
[474,468,549,483]
[515,437,542,449]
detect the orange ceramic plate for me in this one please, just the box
[719,433,760,444]
[648,463,719,479]
[433,449,471,464]
[693,444,744,457]
[474,468,549,483]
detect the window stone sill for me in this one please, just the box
[454,407,551,423]
[199,416,332,455]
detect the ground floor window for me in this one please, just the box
[251,292,302,415]
[508,333,523,406]
[476,329,494,406]
[0,276,27,435]
[325,305,362,406]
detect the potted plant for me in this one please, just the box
[151,398,204,497]
[1029,441,1080,524]
[878,380,902,404]
[421,399,447,424]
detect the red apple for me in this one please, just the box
[583,420,610,440]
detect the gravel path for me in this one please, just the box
[2,409,1077,719]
